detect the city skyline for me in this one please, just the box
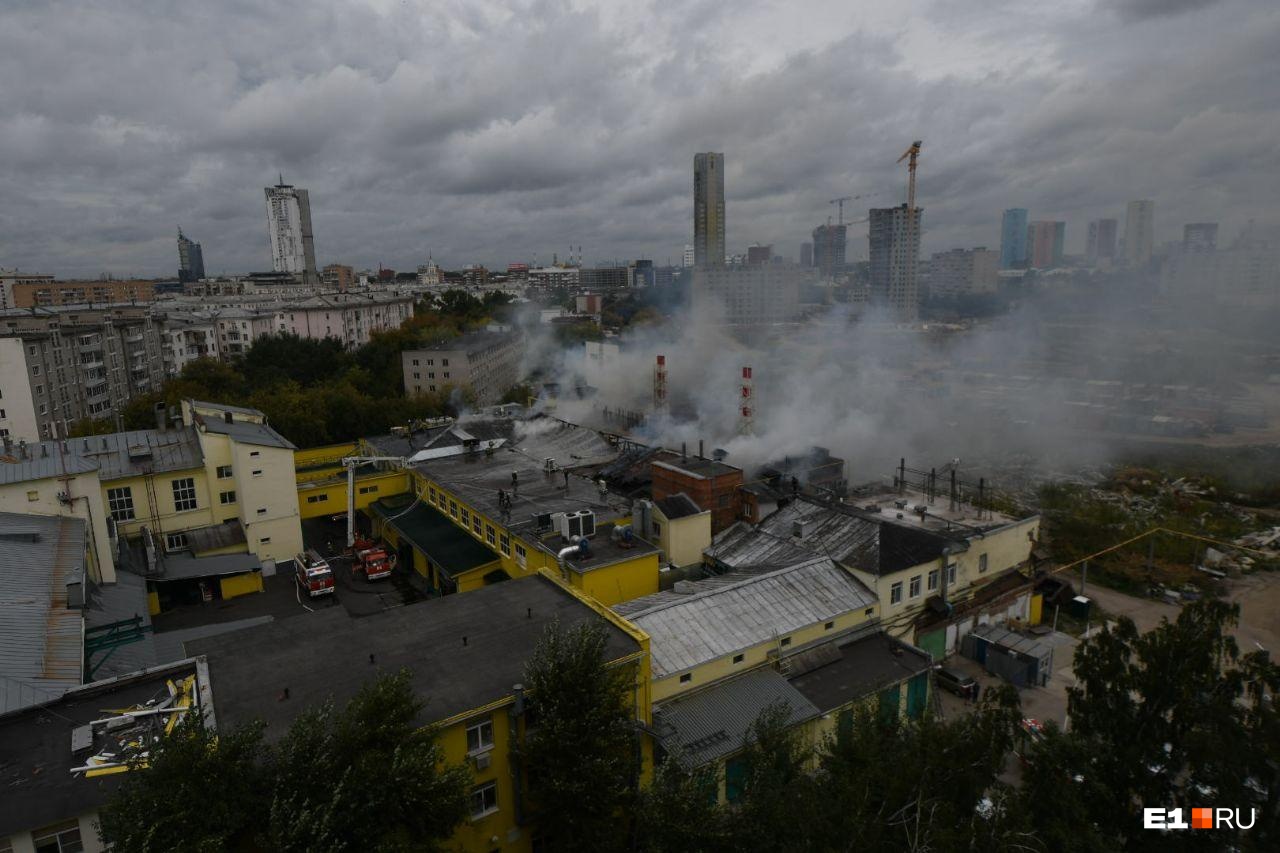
[0,0,1277,277]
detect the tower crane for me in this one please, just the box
[896,140,923,319]
[828,196,853,226]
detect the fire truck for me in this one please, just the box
[351,537,396,581]
[295,549,335,597]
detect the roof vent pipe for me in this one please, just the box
[698,439,704,459]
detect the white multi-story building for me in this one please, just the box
[527,267,580,288]
[276,292,414,348]
[264,178,318,283]
[692,266,807,326]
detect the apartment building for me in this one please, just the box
[691,266,806,326]
[276,292,414,348]
[929,247,999,297]
[11,279,159,308]
[0,269,55,310]
[402,329,525,404]
[0,399,303,594]
[0,306,167,442]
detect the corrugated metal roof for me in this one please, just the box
[185,519,247,554]
[151,552,260,581]
[614,557,877,678]
[0,447,99,485]
[655,493,702,520]
[654,669,818,767]
[0,512,87,713]
[708,498,955,576]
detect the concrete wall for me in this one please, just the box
[653,506,711,568]
[0,337,39,442]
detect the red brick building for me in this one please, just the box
[651,454,743,533]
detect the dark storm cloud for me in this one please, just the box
[0,0,1277,276]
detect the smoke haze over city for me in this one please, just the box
[2,0,1278,277]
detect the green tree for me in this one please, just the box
[518,620,640,852]
[265,669,470,852]
[730,703,820,852]
[99,671,470,852]
[635,757,735,853]
[98,717,268,852]
[1023,598,1280,851]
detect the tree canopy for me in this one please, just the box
[98,670,470,853]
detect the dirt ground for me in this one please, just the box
[937,569,1280,732]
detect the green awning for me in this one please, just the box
[370,498,498,579]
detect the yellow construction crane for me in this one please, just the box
[896,140,923,319]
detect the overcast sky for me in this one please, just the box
[2,0,1278,278]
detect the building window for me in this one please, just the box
[472,516,482,535]
[460,508,470,526]
[865,607,875,618]
[679,673,692,684]
[428,372,435,379]
[449,500,458,518]
[909,575,922,599]
[732,653,744,664]
[359,485,378,495]
[216,464,232,478]
[249,450,260,457]
[260,537,271,544]
[166,532,189,551]
[31,819,82,853]
[890,581,903,605]
[499,534,510,556]
[429,486,436,504]
[412,359,419,366]
[252,469,263,477]
[485,525,496,546]
[927,569,939,591]
[824,621,834,631]
[442,358,449,366]
[469,782,498,819]
[780,636,791,647]
[257,507,267,515]
[514,542,527,566]
[466,718,494,753]
[979,553,988,573]
[947,563,957,586]
[27,490,39,502]
[220,490,236,504]
[106,486,135,521]
[171,477,197,511]
[652,521,662,537]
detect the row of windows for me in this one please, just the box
[889,564,958,606]
[432,483,513,558]
[105,478,198,519]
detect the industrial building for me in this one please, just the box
[361,414,663,606]
[402,329,525,405]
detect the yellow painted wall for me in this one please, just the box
[147,590,160,616]
[655,507,711,568]
[648,604,878,703]
[228,440,303,565]
[293,443,359,483]
[0,470,112,583]
[573,555,661,607]
[105,468,217,546]
[297,471,410,520]
[219,571,264,599]
[1029,593,1043,626]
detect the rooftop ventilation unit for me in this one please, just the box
[555,509,597,541]
[531,512,553,531]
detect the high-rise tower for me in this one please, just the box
[177,228,205,282]
[868,204,922,321]
[265,176,318,282]
[693,153,725,267]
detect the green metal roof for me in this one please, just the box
[370,497,498,579]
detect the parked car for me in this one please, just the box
[295,549,335,597]
[935,666,977,697]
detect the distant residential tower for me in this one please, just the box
[1124,200,1155,269]
[693,153,726,267]
[265,176,318,283]
[869,204,922,321]
[999,208,1028,268]
[177,228,205,283]
[1086,219,1118,265]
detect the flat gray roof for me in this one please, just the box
[189,574,640,737]
[1,428,204,486]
